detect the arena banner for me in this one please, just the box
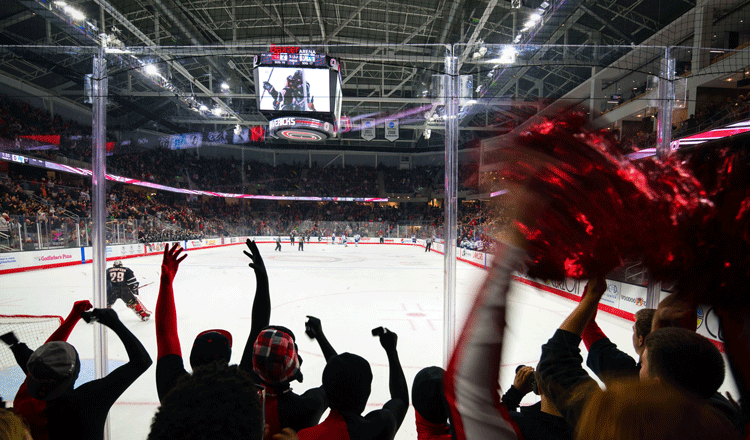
[382,238,412,245]
[0,248,81,272]
[599,281,620,309]
[384,118,399,142]
[459,248,486,268]
[514,273,581,298]
[361,119,376,141]
[618,282,648,315]
[145,242,169,254]
[696,304,725,351]
[186,240,205,250]
[101,244,145,259]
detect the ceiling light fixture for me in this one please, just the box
[144,64,159,76]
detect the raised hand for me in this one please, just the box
[375,327,398,352]
[243,239,267,275]
[513,366,535,395]
[583,277,607,299]
[82,308,121,327]
[162,243,187,283]
[305,316,323,339]
[72,300,93,315]
[0,331,19,346]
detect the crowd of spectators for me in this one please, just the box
[383,166,438,195]
[300,164,379,197]
[675,94,750,138]
[0,95,89,140]
[0,95,499,250]
[0,159,505,251]
[108,150,474,198]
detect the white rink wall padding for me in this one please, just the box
[0,242,736,440]
[0,237,728,350]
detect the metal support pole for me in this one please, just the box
[36,223,42,250]
[443,49,458,367]
[91,42,111,440]
[656,47,675,160]
[646,279,661,309]
[649,47,675,305]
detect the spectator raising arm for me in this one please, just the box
[155,242,188,401]
[558,278,606,337]
[3,300,92,440]
[537,280,607,429]
[47,300,93,344]
[240,239,271,372]
[155,243,187,360]
[305,316,337,362]
[444,245,524,440]
[375,327,409,430]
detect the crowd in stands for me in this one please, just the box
[612,92,750,153]
[1,213,748,440]
[675,94,750,138]
[108,150,473,198]
[0,95,89,140]
[0,161,503,251]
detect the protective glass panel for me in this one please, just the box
[1,0,749,436]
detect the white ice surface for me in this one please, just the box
[1,242,732,439]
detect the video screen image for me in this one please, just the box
[257,67,331,113]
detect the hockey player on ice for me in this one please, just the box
[262,70,315,112]
[354,234,361,247]
[106,260,151,321]
[342,234,348,247]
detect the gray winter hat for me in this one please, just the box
[26,341,80,400]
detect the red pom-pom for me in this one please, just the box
[491,111,713,280]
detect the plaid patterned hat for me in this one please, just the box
[252,328,300,385]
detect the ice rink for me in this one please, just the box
[1,242,645,439]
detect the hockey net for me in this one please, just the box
[0,315,64,369]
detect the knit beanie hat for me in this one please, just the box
[190,329,232,369]
[26,341,80,400]
[412,366,448,424]
[252,328,300,385]
[323,353,372,413]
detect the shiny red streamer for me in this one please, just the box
[491,111,719,287]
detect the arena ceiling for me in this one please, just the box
[0,0,706,152]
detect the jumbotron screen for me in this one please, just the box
[257,67,331,113]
